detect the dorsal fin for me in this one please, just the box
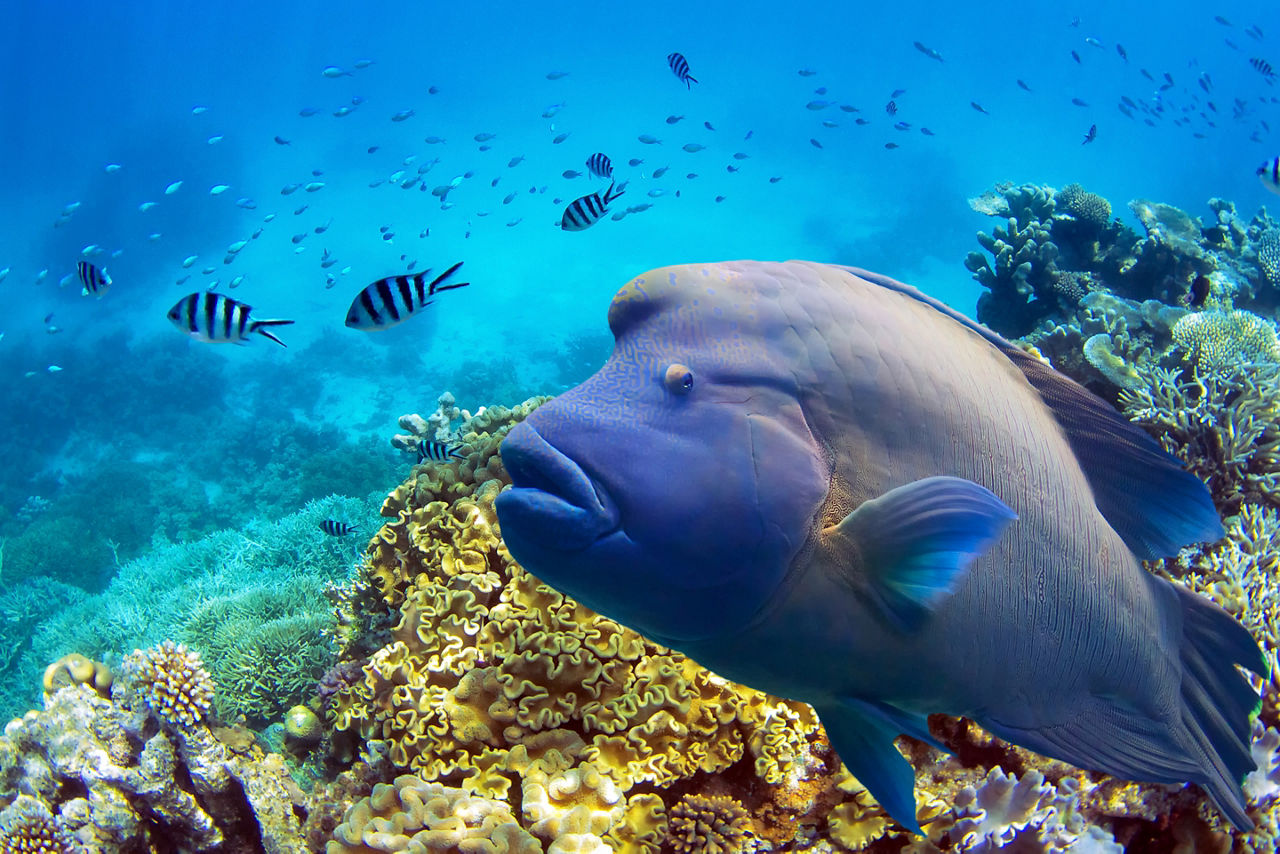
[831,264,1224,558]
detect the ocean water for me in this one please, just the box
[0,0,1271,720]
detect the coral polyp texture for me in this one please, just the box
[123,640,215,727]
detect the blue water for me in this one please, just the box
[0,0,1273,716]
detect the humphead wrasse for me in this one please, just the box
[495,260,1267,831]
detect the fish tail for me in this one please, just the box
[686,75,698,88]
[250,318,295,347]
[1168,582,1268,828]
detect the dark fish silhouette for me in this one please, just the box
[1082,123,1097,144]
[667,52,697,88]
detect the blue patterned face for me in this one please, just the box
[496,267,829,643]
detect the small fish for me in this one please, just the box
[704,121,716,131]
[392,109,415,122]
[667,52,698,88]
[652,165,670,178]
[1186,274,1212,308]
[1250,57,1275,77]
[424,136,447,144]
[894,121,911,130]
[318,520,358,537]
[304,182,325,192]
[1140,68,1154,81]
[210,184,230,195]
[1071,50,1081,63]
[191,105,210,115]
[542,103,565,118]
[586,152,613,179]
[913,41,943,61]
[920,127,935,136]
[1085,36,1103,48]
[806,99,833,110]
[165,181,183,195]
[798,68,817,76]
[345,262,468,330]
[1257,155,1280,195]
[139,201,157,212]
[508,155,525,167]
[886,100,897,115]
[682,143,706,153]
[207,135,223,145]
[629,158,644,167]
[1017,79,1032,92]
[182,255,198,268]
[503,192,518,204]
[354,58,375,69]
[884,142,900,149]
[638,134,662,144]
[562,169,583,179]
[333,106,354,118]
[1215,15,1232,26]
[474,132,496,142]
[810,138,823,148]
[77,261,111,297]
[839,104,858,112]
[560,183,626,231]
[105,163,122,173]
[1116,44,1128,62]
[47,365,62,373]
[970,101,989,114]
[546,70,570,80]
[769,176,783,183]
[417,439,464,463]
[1071,98,1089,107]
[1082,123,1097,144]
[167,292,293,346]
[547,131,570,145]
[299,107,320,117]
[666,115,685,124]
[647,189,666,198]
[322,65,352,78]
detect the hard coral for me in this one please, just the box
[1056,183,1112,229]
[665,793,752,854]
[1171,308,1280,369]
[41,653,112,700]
[123,640,214,727]
[0,796,74,854]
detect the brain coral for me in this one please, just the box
[123,640,215,728]
[1056,183,1112,229]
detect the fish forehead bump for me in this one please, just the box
[605,261,797,336]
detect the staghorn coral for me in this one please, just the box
[1119,362,1280,511]
[0,796,75,854]
[123,640,214,728]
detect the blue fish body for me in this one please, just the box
[496,260,1265,832]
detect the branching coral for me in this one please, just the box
[123,640,214,727]
[965,183,1062,337]
[665,793,753,853]
[0,795,75,853]
[1056,183,1112,229]
[1171,308,1280,369]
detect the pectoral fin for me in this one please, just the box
[817,697,927,834]
[827,476,1016,631]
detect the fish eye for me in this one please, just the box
[664,363,694,394]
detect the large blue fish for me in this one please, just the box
[495,260,1266,832]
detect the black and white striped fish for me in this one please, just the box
[1258,156,1280,196]
[667,52,697,88]
[167,292,294,346]
[318,519,358,536]
[1251,57,1275,78]
[585,152,613,180]
[417,438,464,463]
[560,182,626,231]
[344,261,468,331]
[77,261,111,298]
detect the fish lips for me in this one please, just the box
[497,422,618,553]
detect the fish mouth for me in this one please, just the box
[497,422,618,552]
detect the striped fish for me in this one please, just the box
[418,439,464,463]
[585,152,613,180]
[1258,156,1280,196]
[166,292,294,347]
[1250,57,1275,77]
[560,182,626,232]
[318,519,358,536]
[667,52,697,88]
[344,261,468,331]
[77,261,111,298]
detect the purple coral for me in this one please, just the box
[317,659,365,710]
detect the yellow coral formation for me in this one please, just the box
[124,640,215,727]
[41,653,112,699]
[327,775,541,854]
[0,796,74,854]
[665,793,752,854]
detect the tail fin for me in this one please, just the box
[605,182,627,204]
[1170,583,1268,828]
[982,582,1265,831]
[251,318,294,348]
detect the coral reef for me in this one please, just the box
[0,663,307,851]
[123,640,214,727]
